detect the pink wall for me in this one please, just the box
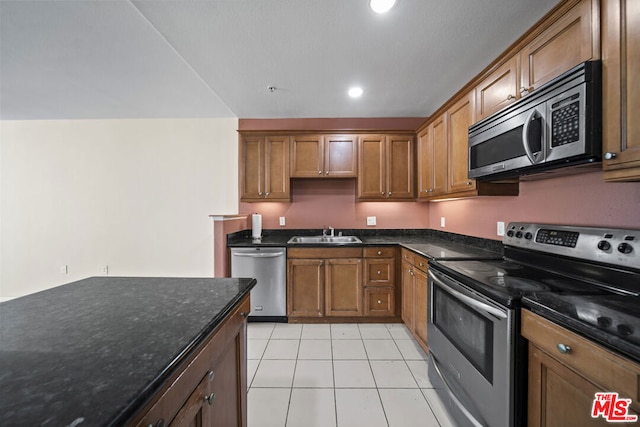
[238,171,639,237]
[212,215,249,277]
[429,171,640,240]
[239,179,430,229]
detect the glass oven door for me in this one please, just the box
[427,268,515,427]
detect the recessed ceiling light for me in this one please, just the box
[348,87,363,98]
[370,0,396,14]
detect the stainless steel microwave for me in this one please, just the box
[468,61,602,181]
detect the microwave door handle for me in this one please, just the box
[522,108,543,164]
[428,270,507,319]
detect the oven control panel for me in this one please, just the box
[504,222,640,270]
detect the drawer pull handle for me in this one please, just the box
[148,419,165,427]
[377,270,382,275]
[240,311,250,318]
[204,392,216,405]
[377,300,382,304]
[209,371,215,381]
[377,251,382,255]
[556,343,571,354]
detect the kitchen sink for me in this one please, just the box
[287,235,362,244]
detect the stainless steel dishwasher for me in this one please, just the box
[230,247,287,321]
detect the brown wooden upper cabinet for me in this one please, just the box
[448,92,477,193]
[290,134,358,178]
[602,0,640,181]
[417,113,447,199]
[358,134,415,201]
[476,0,598,122]
[240,134,290,202]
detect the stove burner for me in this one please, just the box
[488,276,551,292]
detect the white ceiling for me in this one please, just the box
[0,0,559,120]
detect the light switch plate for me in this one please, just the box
[497,221,505,236]
[367,216,376,226]
[279,216,286,226]
[440,217,446,228]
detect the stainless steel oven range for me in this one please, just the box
[427,222,640,427]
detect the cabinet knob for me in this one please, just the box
[204,392,216,405]
[148,420,165,427]
[240,311,250,318]
[265,192,270,196]
[377,270,382,275]
[325,171,329,175]
[604,152,617,160]
[507,94,516,100]
[520,87,529,95]
[258,192,263,196]
[409,270,414,276]
[381,191,385,195]
[556,343,571,354]
[466,181,472,185]
[419,262,425,267]
[377,300,382,304]
[377,251,382,255]
[318,170,322,174]
[388,192,392,196]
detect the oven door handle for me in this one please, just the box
[428,270,507,320]
[522,108,544,165]
[431,354,485,427]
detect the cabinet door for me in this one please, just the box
[387,135,415,199]
[169,372,212,427]
[475,56,519,121]
[527,344,638,427]
[430,114,449,197]
[324,134,358,177]
[264,135,290,200]
[358,134,386,199]
[364,287,395,317]
[210,338,244,427]
[413,268,428,350]
[448,92,476,193]
[401,261,415,330]
[520,0,597,96]
[325,258,363,316]
[416,126,432,199]
[602,0,640,181]
[290,134,324,178]
[287,259,324,317]
[240,135,263,201]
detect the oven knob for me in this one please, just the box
[617,242,633,254]
[617,324,633,336]
[524,232,533,240]
[597,316,612,328]
[507,230,514,237]
[597,240,611,251]
[515,231,523,238]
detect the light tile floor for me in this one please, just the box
[247,322,455,427]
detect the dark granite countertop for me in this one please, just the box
[0,276,256,426]
[227,228,503,260]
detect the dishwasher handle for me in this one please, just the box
[232,252,285,258]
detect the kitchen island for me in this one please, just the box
[0,276,256,426]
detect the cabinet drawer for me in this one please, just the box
[364,287,395,317]
[522,310,640,410]
[364,258,394,286]
[400,249,415,265]
[364,247,395,258]
[414,255,428,273]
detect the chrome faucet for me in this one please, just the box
[323,226,335,237]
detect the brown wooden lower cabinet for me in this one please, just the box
[522,309,640,427]
[287,247,399,321]
[400,248,428,351]
[130,295,249,427]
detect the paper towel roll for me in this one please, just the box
[252,213,262,239]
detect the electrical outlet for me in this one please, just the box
[279,216,286,226]
[101,265,109,275]
[367,216,377,226]
[497,221,505,237]
[440,217,446,228]
[60,265,68,274]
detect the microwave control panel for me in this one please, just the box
[551,94,580,147]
